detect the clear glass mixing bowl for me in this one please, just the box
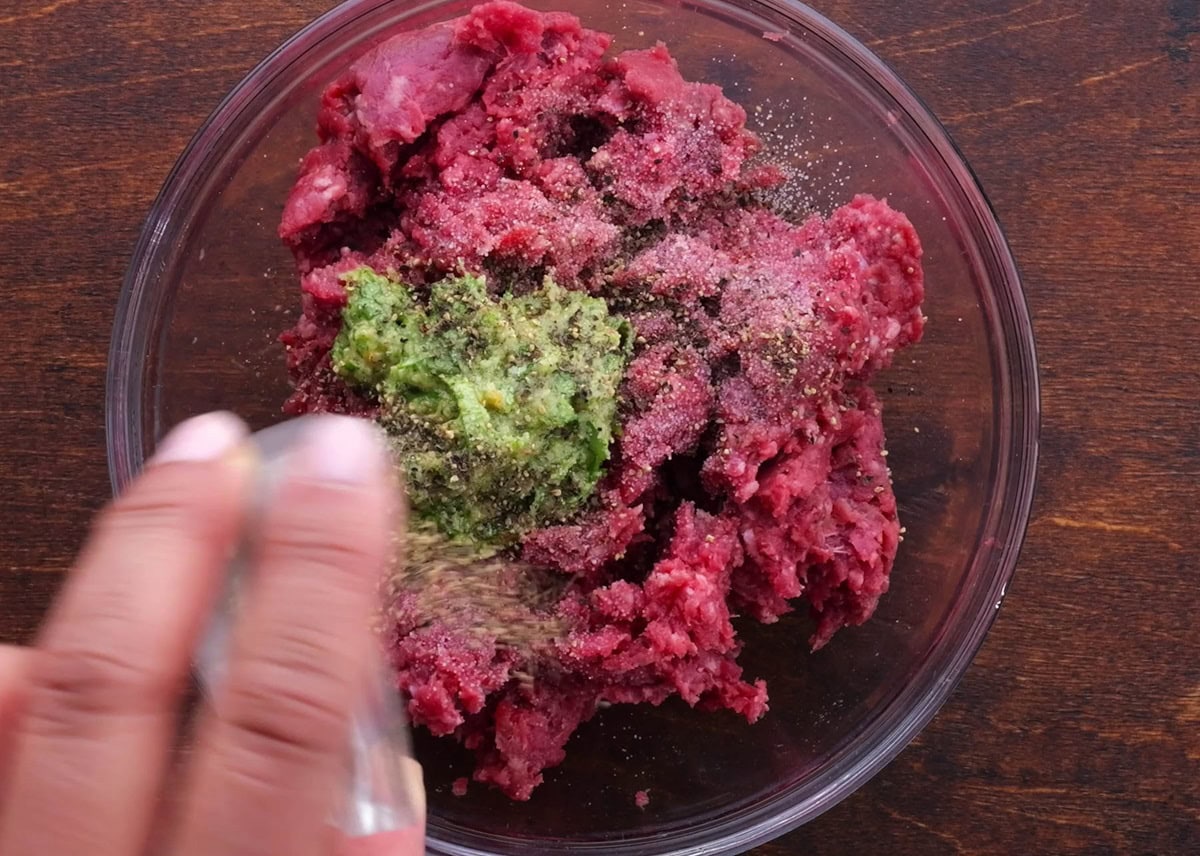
[106,1,1039,853]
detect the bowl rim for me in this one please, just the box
[106,0,1040,852]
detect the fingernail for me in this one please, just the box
[151,412,247,465]
[297,416,389,485]
[401,758,426,820]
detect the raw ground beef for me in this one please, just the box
[279,0,925,800]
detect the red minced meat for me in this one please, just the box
[279,0,925,800]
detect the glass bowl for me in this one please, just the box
[106,0,1039,853]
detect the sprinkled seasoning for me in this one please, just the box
[386,525,566,656]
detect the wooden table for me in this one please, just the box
[1,0,1197,852]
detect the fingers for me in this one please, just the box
[336,828,424,856]
[0,643,30,733]
[0,413,252,856]
[0,644,31,790]
[173,417,397,856]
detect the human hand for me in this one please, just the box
[0,412,425,855]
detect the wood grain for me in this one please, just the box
[1,0,1197,852]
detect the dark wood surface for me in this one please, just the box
[1,0,1197,852]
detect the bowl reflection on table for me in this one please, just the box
[106,1,1038,854]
